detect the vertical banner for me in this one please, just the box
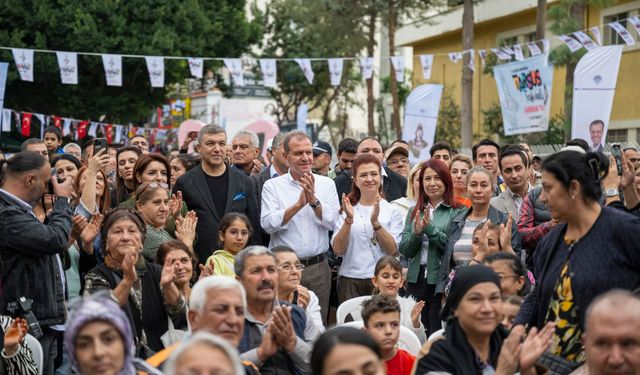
[101,54,123,86]
[466,49,475,71]
[11,48,34,82]
[35,114,45,139]
[88,122,99,137]
[56,52,78,84]
[571,46,623,152]
[296,104,308,132]
[328,58,344,86]
[223,58,244,86]
[294,59,314,84]
[145,56,165,88]
[419,54,434,80]
[62,118,72,136]
[493,54,554,136]
[389,56,405,83]
[105,124,113,144]
[403,84,443,164]
[1,109,11,132]
[114,125,123,144]
[77,120,89,139]
[259,59,277,88]
[187,58,204,79]
[359,57,374,79]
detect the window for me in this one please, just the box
[607,129,628,143]
[604,12,630,45]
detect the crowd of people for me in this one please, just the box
[0,123,639,375]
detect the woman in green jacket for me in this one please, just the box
[399,159,464,336]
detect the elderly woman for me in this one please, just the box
[83,208,187,357]
[64,294,161,374]
[399,159,465,335]
[332,154,404,302]
[516,151,640,373]
[164,332,245,375]
[416,265,554,375]
[134,183,196,263]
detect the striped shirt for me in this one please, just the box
[452,218,486,265]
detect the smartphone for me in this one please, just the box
[611,143,623,176]
[93,138,107,156]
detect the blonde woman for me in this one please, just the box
[391,161,424,226]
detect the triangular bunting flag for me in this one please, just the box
[101,54,123,86]
[419,54,434,80]
[56,52,78,84]
[223,58,244,86]
[145,57,165,87]
[294,59,314,84]
[328,58,344,86]
[608,22,635,45]
[11,48,34,82]
[389,56,405,82]
[188,58,204,79]
[259,59,277,88]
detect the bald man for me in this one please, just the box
[583,289,640,375]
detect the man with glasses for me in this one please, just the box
[384,145,410,178]
[273,246,325,333]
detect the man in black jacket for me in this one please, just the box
[333,137,407,204]
[173,125,261,263]
[0,151,74,375]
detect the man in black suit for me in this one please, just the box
[333,137,407,204]
[173,124,261,263]
[251,132,288,246]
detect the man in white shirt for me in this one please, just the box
[261,130,339,325]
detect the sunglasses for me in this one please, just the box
[136,182,169,196]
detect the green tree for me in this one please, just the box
[259,0,369,145]
[0,0,261,123]
[435,87,462,149]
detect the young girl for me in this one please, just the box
[371,256,427,343]
[206,213,253,277]
[484,252,532,297]
[501,295,523,330]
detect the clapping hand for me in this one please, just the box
[370,196,381,226]
[471,222,491,261]
[499,214,515,254]
[296,285,310,309]
[271,305,297,353]
[411,300,426,329]
[198,262,215,280]
[169,191,183,220]
[299,173,316,204]
[160,258,178,288]
[176,210,198,249]
[519,323,555,371]
[341,193,354,221]
[4,318,28,357]
[412,209,430,236]
[70,215,88,241]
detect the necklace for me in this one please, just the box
[355,204,379,249]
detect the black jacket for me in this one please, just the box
[0,191,72,326]
[173,165,261,263]
[333,167,407,205]
[250,168,273,246]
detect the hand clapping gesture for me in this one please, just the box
[341,193,354,222]
[499,214,515,254]
[412,208,430,236]
[4,318,28,357]
[370,196,381,226]
[169,191,184,220]
[176,210,198,249]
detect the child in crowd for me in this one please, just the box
[43,126,64,159]
[362,295,415,375]
[501,295,522,329]
[372,256,426,343]
[206,213,253,277]
[484,252,532,297]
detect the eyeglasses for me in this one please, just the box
[278,263,305,272]
[136,182,169,196]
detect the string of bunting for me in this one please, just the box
[0,107,149,144]
[1,17,639,88]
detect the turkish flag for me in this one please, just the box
[21,112,32,137]
[77,120,89,139]
[52,116,62,130]
[105,124,113,144]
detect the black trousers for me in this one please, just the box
[406,265,442,337]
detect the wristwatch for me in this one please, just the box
[605,188,619,197]
[309,199,321,209]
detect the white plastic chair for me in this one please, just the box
[23,333,43,375]
[336,296,371,324]
[336,321,422,356]
[427,327,445,343]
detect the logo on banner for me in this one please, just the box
[12,49,34,82]
[259,59,277,88]
[188,58,204,79]
[328,59,344,86]
[56,52,78,85]
[145,57,165,88]
[102,54,122,86]
[493,54,553,135]
[360,57,374,80]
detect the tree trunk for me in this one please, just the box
[563,1,586,140]
[388,0,402,139]
[536,0,547,40]
[367,8,377,136]
[461,0,474,148]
